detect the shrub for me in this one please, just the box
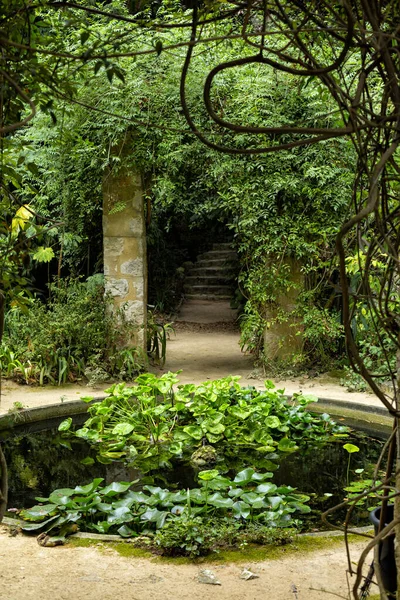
[0,275,144,384]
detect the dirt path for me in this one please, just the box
[162,327,377,406]
[0,326,375,415]
[0,525,368,600]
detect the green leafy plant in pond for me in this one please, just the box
[59,373,348,472]
[343,462,386,511]
[343,443,360,485]
[18,469,310,542]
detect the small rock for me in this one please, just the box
[198,569,221,585]
[191,446,217,467]
[240,568,259,581]
[37,533,65,547]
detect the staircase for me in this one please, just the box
[184,243,237,301]
[177,243,238,324]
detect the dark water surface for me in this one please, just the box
[2,415,385,528]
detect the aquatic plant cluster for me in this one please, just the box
[18,468,309,544]
[59,373,347,470]
[18,374,348,554]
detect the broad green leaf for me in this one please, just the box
[169,441,183,454]
[240,492,261,505]
[289,502,311,514]
[107,506,133,524]
[20,504,58,521]
[234,468,255,485]
[92,522,112,534]
[205,432,223,443]
[256,483,278,495]
[343,443,360,454]
[265,416,281,428]
[97,503,113,513]
[254,430,274,445]
[74,478,104,494]
[206,477,232,490]
[58,418,72,432]
[208,494,234,509]
[189,489,207,504]
[140,508,163,523]
[202,420,225,435]
[267,496,283,509]
[256,445,277,453]
[228,488,243,498]
[183,425,203,440]
[232,501,251,519]
[171,505,186,516]
[277,438,298,452]
[20,515,60,531]
[198,469,219,481]
[264,380,275,390]
[251,471,273,481]
[102,482,132,496]
[81,396,95,403]
[112,497,135,510]
[128,491,151,504]
[112,422,135,436]
[117,524,137,538]
[32,246,55,263]
[227,406,251,420]
[80,456,95,466]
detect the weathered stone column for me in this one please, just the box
[103,167,147,351]
[263,257,303,362]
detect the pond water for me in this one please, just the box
[1,414,384,530]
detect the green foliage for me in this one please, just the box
[0,276,143,384]
[146,311,175,366]
[1,10,357,370]
[154,516,217,557]
[60,373,347,472]
[154,516,294,558]
[18,469,309,545]
[340,250,398,391]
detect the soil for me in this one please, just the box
[0,525,370,600]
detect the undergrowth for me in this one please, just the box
[0,276,144,385]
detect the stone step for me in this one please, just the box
[185,274,234,286]
[187,267,235,278]
[212,242,233,251]
[184,284,233,295]
[194,258,236,269]
[185,293,232,301]
[197,250,237,261]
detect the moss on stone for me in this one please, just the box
[69,532,365,565]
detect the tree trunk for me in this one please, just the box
[0,443,7,524]
[396,346,400,599]
[0,292,7,523]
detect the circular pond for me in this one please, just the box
[2,412,385,532]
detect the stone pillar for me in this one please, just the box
[103,168,147,351]
[263,258,303,362]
